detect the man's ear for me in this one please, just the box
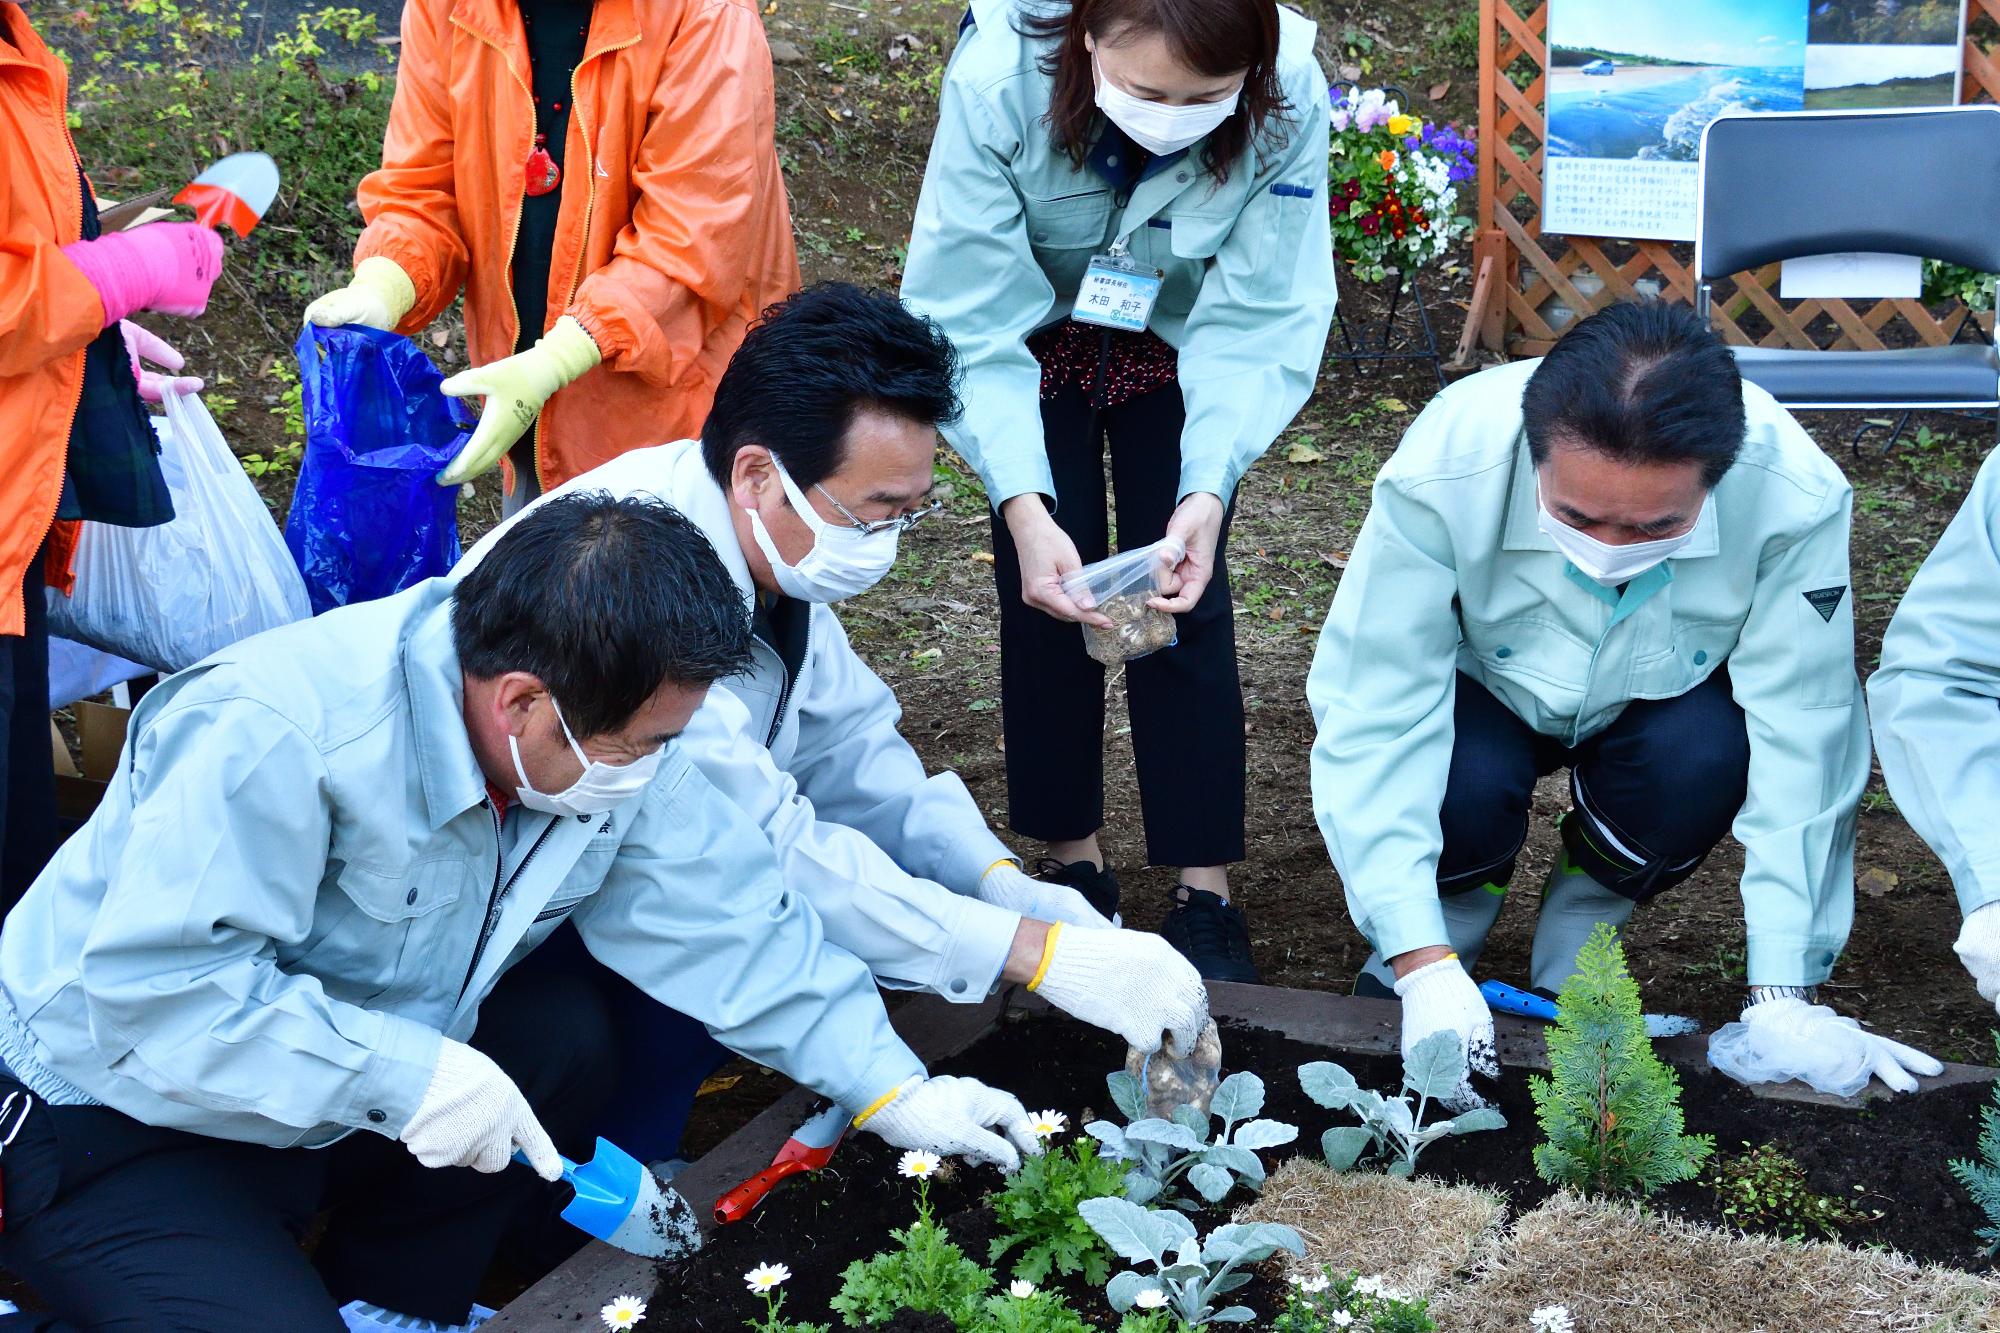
[491,672,546,736]
[731,444,774,511]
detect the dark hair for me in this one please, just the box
[452,492,753,737]
[1019,0,1289,183]
[701,283,961,490]
[1522,301,1747,487]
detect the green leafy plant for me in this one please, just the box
[1948,1035,2000,1258]
[971,1281,1091,1333]
[743,1263,831,1333]
[988,1137,1127,1284]
[1087,1070,1297,1209]
[1924,260,1998,314]
[1530,924,1713,1196]
[1703,1142,1877,1241]
[1079,1195,1304,1328]
[1114,1315,1175,1333]
[1300,1032,1506,1178]
[830,1151,993,1328]
[1272,1269,1437,1333]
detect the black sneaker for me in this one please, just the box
[1160,888,1262,984]
[1033,858,1120,921]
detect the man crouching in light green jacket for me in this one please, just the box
[0,494,1038,1333]
[1308,301,1939,1109]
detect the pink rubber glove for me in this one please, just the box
[119,321,203,403]
[62,223,224,328]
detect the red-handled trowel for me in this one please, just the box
[713,1101,849,1225]
[172,152,280,237]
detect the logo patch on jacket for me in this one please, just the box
[1803,586,1848,623]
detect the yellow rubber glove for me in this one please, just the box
[437,315,601,486]
[301,256,417,331]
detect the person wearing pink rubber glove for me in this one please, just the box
[0,0,224,909]
[119,321,204,403]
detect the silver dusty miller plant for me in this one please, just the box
[1087,1068,1297,1210]
[1300,1031,1506,1178]
[1078,1195,1304,1328]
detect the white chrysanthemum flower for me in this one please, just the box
[1353,1276,1385,1297]
[743,1263,791,1294]
[1133,1287,1169,1309]
[1531,1306,1576,1333]
[897,1149,942,1179]
[1028,1110,1067,1140]
[1298,1273,1331,1294]
[1331,1313,1354,1329]
[1009,1280,1036,1299]
[600,1294,648,1329]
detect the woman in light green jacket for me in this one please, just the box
[901,0,1335,981]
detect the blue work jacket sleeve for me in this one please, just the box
[1869,451,2000,918]
[1728,482,1869,987]
[75,698,443,1138]
[680,684,1019,1003]
[1174,81,1337,504]
[900,71,1058,507]
[1306,460,1465,960]
[569,759,925,1113]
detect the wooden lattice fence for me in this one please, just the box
[1466,0,2000,359]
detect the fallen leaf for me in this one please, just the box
[430,328,450,348]
[1859,867,1900,898]
[1376,397,1409,413]
[971,551,995,564]
[1285,441,1325,465]
[1321,550,1350,570]
[911,647,942,662]
[1428,80,1451,101]
[1337,63,1361,82]
[696,1073,742,1096]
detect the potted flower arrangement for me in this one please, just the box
[1326,87,1476,286]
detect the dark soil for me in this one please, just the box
[646,1011,1995,1329]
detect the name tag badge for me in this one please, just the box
[1072,251,1164,333]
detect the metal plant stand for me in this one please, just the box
[1333,267,1447,391]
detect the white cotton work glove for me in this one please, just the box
[302,256,418,332]
[1393,956,1498,1112]
[398,1038,562,1180]
[1027,922,1208,1057]
[1709,997,1943,1097]
[977,863,1114,930]
[856,1075,1042,1172]
[1954,902,2000,1016]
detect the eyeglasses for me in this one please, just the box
[813,484,945,536]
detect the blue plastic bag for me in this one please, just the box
[287,325,470,614]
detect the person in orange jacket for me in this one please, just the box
[0,1,220,909]
[304,0,802,510]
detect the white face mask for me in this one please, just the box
[1536,485,1708,588]
[742,457,902,604]
[1091,53,1242,157]
[509,695,664,818]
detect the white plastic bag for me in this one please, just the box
[45,390,312,674]
[1061,537,1186,667]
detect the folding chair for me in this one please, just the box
[1695,106,2000,452]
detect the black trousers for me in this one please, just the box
[1,548,57,915]
[989,380,1245,869]
[1439,669,1750,902]
[0,968,615,1331]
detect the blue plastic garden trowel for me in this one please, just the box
[1480,979,1699,1040]
[515,1137,702,1260]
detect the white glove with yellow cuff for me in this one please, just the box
[1027,922,1208,1057]
[438,315,601,486]
[302,256,417,332]
[854,1074,1041,1171]
[976,861,1113,930]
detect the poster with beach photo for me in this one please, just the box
[1805,0,1965,110]
[1543,0,1809,240]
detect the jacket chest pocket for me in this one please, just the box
[1630,618,1741,698]
[1023,189,1113,294]
[296,858,474,1004]
[1462,614,1596,692]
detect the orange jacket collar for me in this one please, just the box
[447,0,641,72]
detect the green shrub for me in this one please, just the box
[830,1216,992,1329]
[1704,1142,1877,1241]
[1530,924,1713,1196]
[1948,1035,2000,1258]
[987,1139,1127,1286]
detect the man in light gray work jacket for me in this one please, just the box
[461,284,1209,1164]
[0,495,1038,1333]
[1309,301,1939,1107]
[1871,447,2000,1017]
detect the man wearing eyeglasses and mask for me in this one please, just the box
[1307,301,1939,1110]
[459,283,1208,1168]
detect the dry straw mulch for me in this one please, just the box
[1242,1163,2000,1332]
